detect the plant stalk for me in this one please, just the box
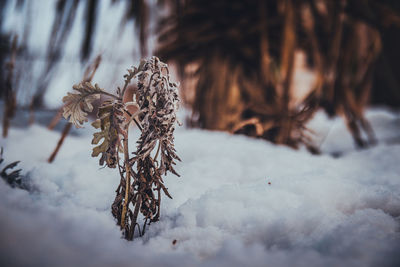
[128,194,142,240]
[120,131,131,229]
[48,123,72,163]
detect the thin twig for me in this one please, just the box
[120,132,131,230]
[48,123,72,163]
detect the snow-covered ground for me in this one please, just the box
[0,108,399,267]
[2,0,399,266]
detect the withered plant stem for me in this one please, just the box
[128,194,142,240]
[124,109,143,131]
[101,91,121,100]
[48,123,72,163]
[120,132,131,229]
[48,107,63,130]
[121,75,132,101]
[154,140,161,162]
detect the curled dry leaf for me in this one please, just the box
[91,101,126,168]
[62,82,105,127]
[135,56,181,173]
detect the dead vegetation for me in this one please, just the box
[1,0,400,156]
[0,148,27,190]
[157,0,400,151]
[62,56,181,240]
[48,55,101,163]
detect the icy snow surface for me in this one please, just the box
[0,108,400,267]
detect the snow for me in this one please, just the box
[1,0,400,266]
[0,108,399,267]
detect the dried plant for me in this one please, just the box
[48,55,101,163]
[62,56,181,240]
[0,148,27,190]
[157,0,400,152]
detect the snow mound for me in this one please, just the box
[0,108,399,267]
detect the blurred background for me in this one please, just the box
[1,0,400,152]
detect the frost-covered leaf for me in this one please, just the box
[62,82,105,128]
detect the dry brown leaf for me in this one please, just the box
[62,82,104,128]
[91,101,126,168]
